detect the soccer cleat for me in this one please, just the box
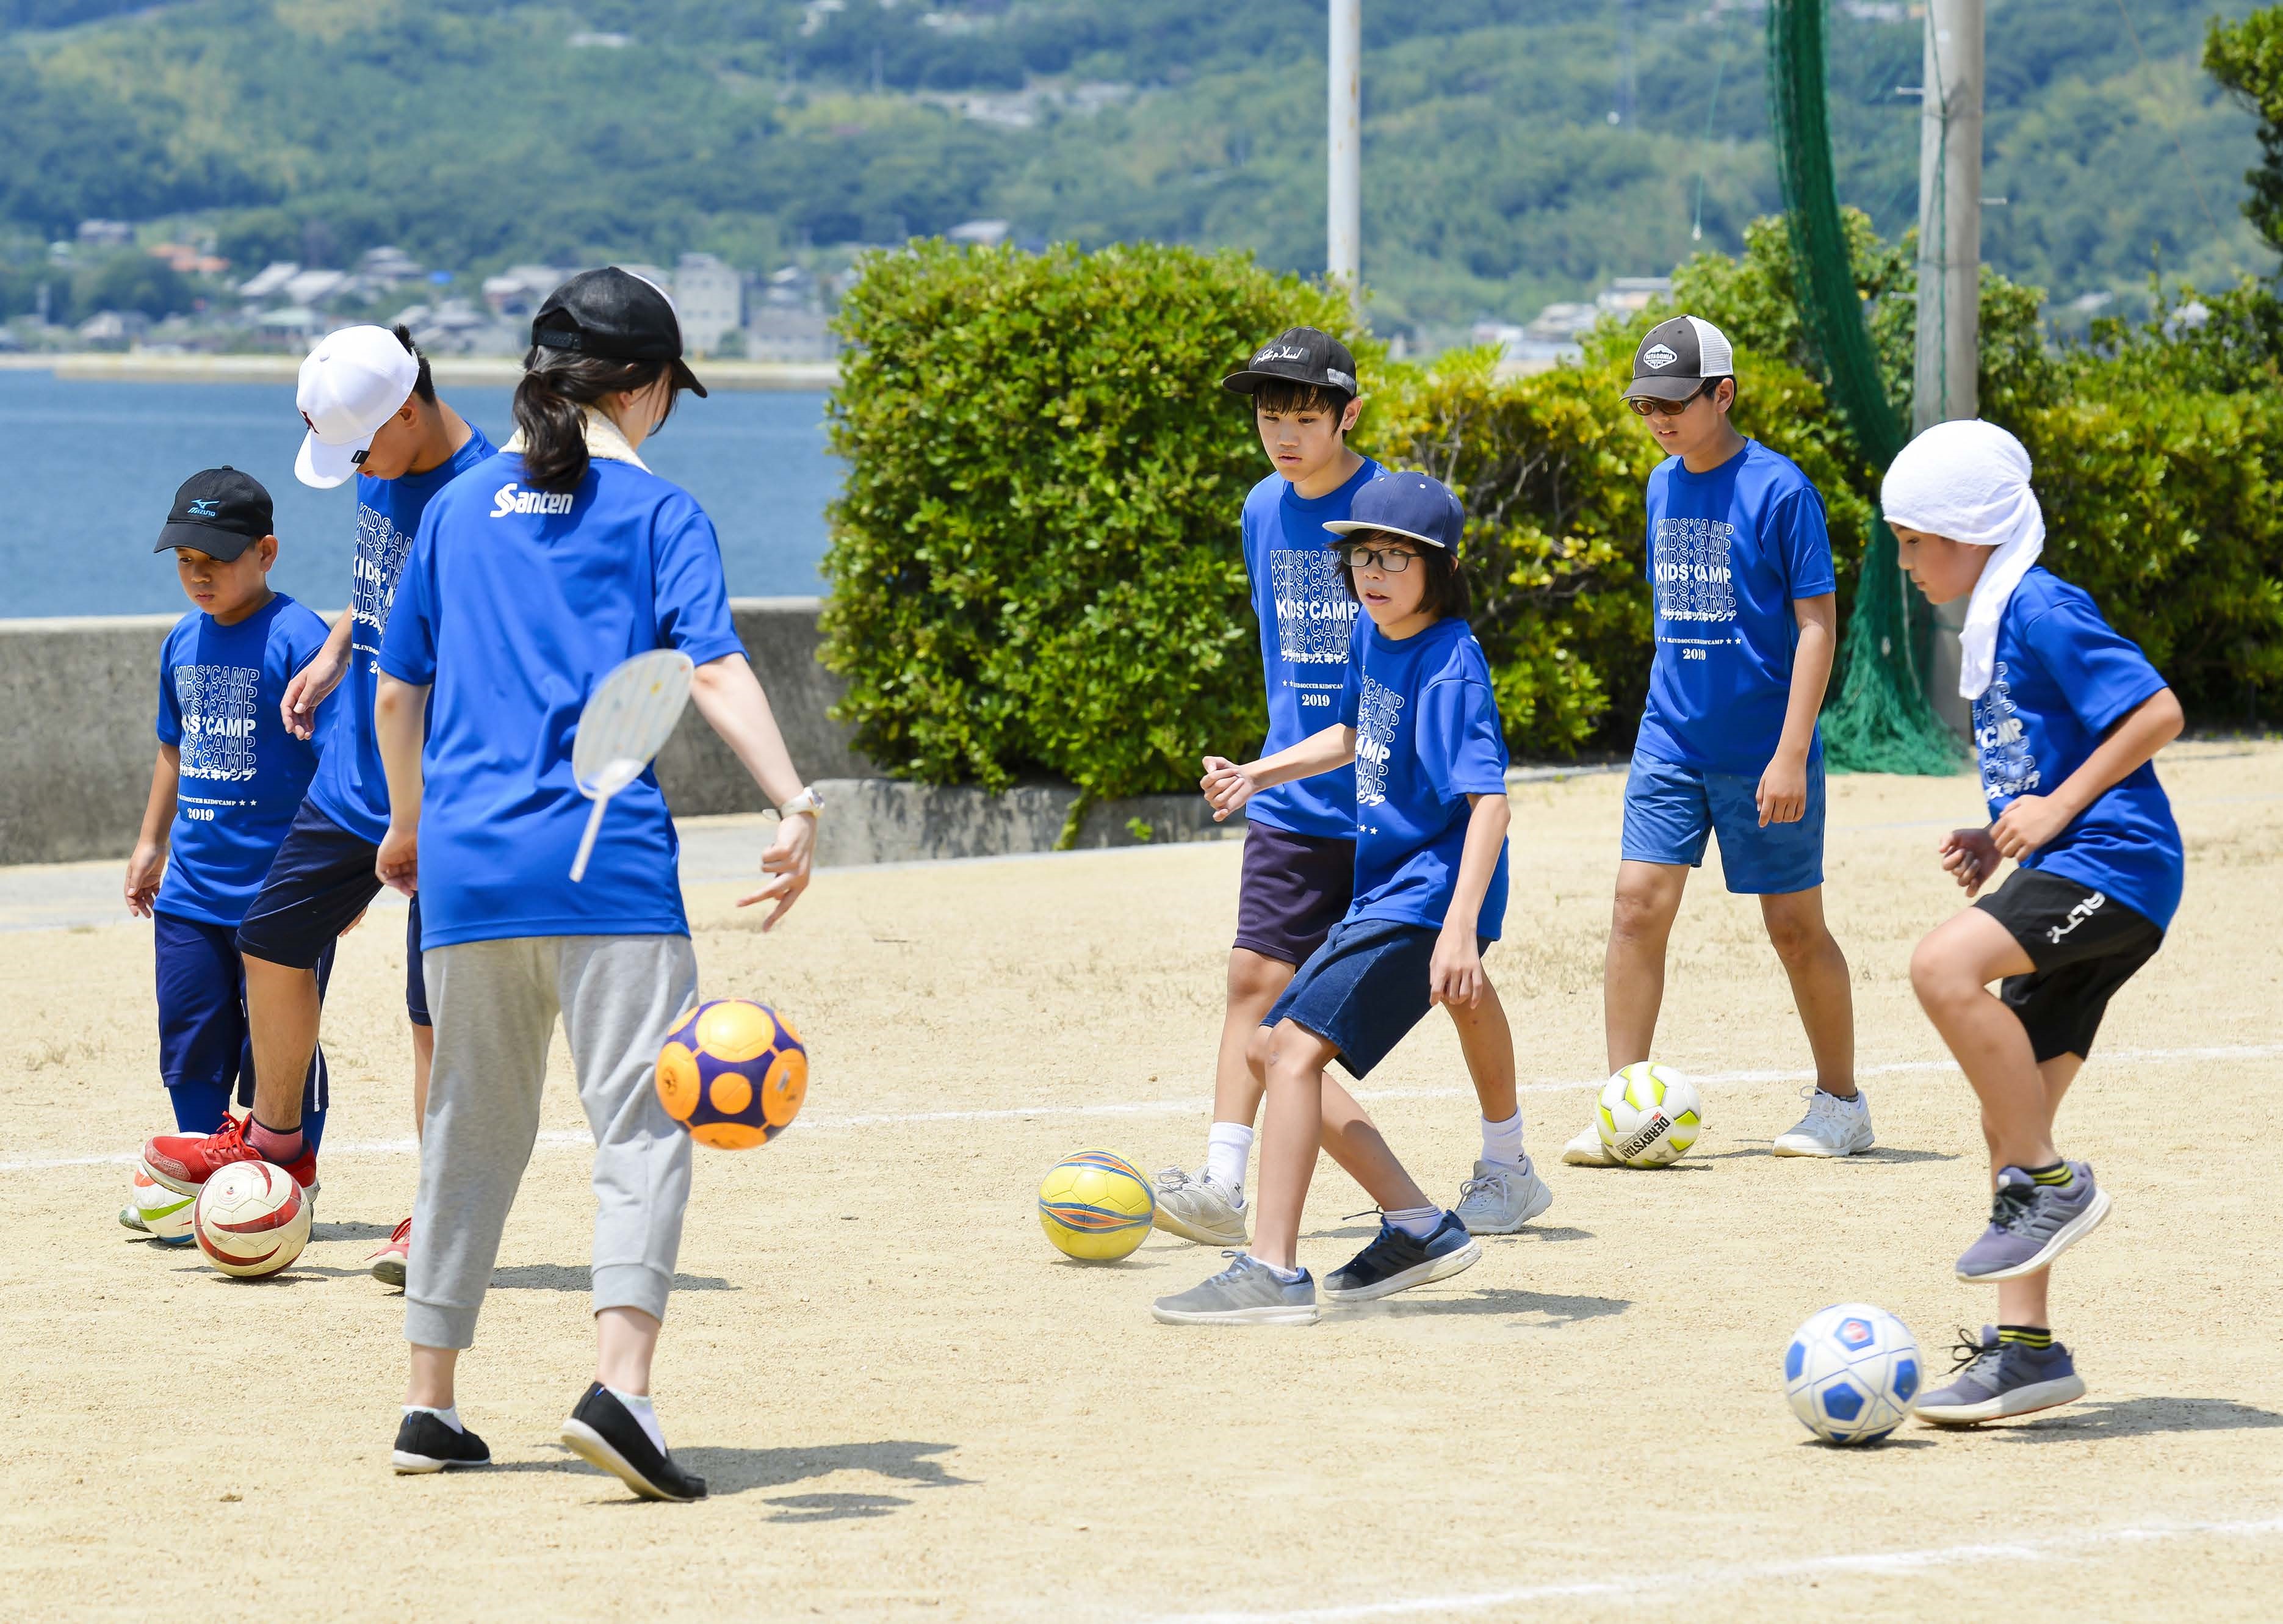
[141,1116,318,1197]
[1322,1212,1482,1303]
[369,1216,413,1288]
[1150,1252,1319,1326]
[1955,1162,2110,1282]
[1151,1167,1249,1247]
[1915,1327,2086,1425]
[1454,1158,1553,1235]
[561,1382,707,1501]
[1560,1122,1615,1167]
[392,1410,492,1473]
[1772,1087,1876,1157]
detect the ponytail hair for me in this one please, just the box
[512,347,679,492]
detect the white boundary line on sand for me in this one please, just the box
[8,1042,2279,1178]
[1145,1513,2283,1623]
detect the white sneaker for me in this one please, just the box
[1560,1122,1615,1166]
[1454,1158,1553,1234]
[1772,1087,1875,1157]
[1152,1167,1249,1246]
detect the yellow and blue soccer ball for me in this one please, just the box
[655,999,808,1151]
[1785,1303,1922,1444]
[1037,1149,1155,1261]
[1596,1061,1704,1167]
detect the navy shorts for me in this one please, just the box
[1263,915,1490,1080]
[1620,748,1825,896]
[1235,823,1355,966]
[1977,867,2164,1062]
[155,911,331,1117]
[236,798,430,1025]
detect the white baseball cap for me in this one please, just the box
[295,325,420,489]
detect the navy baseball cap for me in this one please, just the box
[1222,326,1360,398]
[155,467,273,560]
[1322,471,1466,555]
[531,267,708,398]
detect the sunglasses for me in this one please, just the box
[1626,381,1715,418]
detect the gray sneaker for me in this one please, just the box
[1454,1158,1553,1234]
[1150,1252,1319,1326]
[1152,1167,1249,1247]
[1955,1162,2110,1282]
[1916,1326,2086,1424]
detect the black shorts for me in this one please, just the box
[1975,866,2163,1063]
[1234,823,1355,967]
[235,798,432,1026]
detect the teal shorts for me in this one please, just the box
[1620,748,1825,896]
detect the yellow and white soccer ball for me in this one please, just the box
[1036,1149,1155,1261]
[1596,1062,1704,1167]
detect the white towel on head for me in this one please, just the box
[1878,418,2044,702]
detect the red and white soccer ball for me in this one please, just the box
[192,1160,311,1278]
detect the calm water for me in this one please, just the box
[0,370,842,619]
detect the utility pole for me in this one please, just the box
[1914,0,1983,733]
[1328,0,1362,317]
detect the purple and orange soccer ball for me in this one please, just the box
[655,999,809,1150]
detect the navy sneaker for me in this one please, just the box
[1955,1162,2110,1282]
[560,1382,707,1502]
[1916,1326,2087,1425]
[391,1410,492,1474]
[1322,1211,1481,1303]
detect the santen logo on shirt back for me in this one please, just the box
[490,483,577,518]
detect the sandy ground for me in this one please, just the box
[4,743,2282,1622]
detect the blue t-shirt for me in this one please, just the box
[1974,566,2182,929]
[154,594,334,927]
[379,452,748,948]
[1241,457,1379,839]
[305,424,496,844]
[1636,439,1836,775]
[1335,615,1511,939]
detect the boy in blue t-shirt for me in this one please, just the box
[1155,473,1507,1324]
[1884,419,2184,1426]
[121,469,336,1238]
[1150,330,1549,1250]
[1563,314,1867,1166]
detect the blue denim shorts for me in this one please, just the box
[1620,748,1825,896]
[1263,915,1487,1079]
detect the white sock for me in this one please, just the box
[1205,1122,1253,1200]
[1481,1111,1526,1167]
[1246,1253,1305,1283]
[403,1403,463,1433]
[1384,1204,1441,1240]
[606,1387,666,1454]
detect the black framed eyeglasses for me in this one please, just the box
[1336,543,1419,572]
[1627,381,1714,417]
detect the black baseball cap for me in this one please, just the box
[156,467,273,560]
[530,267,708,398]
[1222,327,1360,399]
[1624,315,1737,402]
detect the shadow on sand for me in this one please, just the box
[1994,1396,2283,1442]
[1338,1285,1630,1328]
[489,1438,973,1506]
[486,1264,735,1293]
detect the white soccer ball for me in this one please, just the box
[1595,1062,1703,1167]
[192,1160,311,1279]
[131,1166,197,1244]
[1784,1303,1922,1445]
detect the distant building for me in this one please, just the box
[237,262,301,301]
[76,309,148,347]
[746,308,836,364]
[482,265,565,317]
[947,219,1011,247]
[359,247,425,286]
[149,242,230,276]
[77,220,134,249]
[673,254,743,354]
[284,269,352,306]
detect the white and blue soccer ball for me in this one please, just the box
[1784,1303,1921,1445]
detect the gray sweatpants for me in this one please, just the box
[405,934,698,1351]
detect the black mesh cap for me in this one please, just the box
[530,267,708,398]
[1222,327,1360,398]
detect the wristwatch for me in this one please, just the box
[770,785,824,820]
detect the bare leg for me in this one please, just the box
[1246,1021,1333,1270]
[1991,1055,2082,1327]
[244,954,322,1131]
[1604,861,1689,1072]
[1446,973,1517,1125]
[411,1020,435,1138]
[1318,1074,1434,1214]
[596,1306,661,1395]
[407,1344,459,1409]
[1760,886,1856,1097]
[1910,909,2054,1166]
[1212,950,1296,1131]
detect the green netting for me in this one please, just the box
[1766,0,1963,775]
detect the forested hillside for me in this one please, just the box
[0,0,2268,328]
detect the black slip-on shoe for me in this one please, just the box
[559,1381,707,1502]
[392,1410,492,1474]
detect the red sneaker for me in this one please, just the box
[141,1117,319,1197]
[368,1216,412,1288]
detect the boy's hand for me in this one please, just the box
[1938,827,2001,897]
[1991,793,2071,862]
[282,646,348,740]
[1200,755,1260,821]
[124,842,165,918]
[376,824,418,897]
[738,811,815,931]
[1429,922,1484,1008]
[1756,749,1809,827]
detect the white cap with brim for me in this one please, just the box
[295,325,420,489]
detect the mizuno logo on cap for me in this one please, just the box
[490,483,575,518]
[187,499,220,518]
[1643,344,1678,369]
